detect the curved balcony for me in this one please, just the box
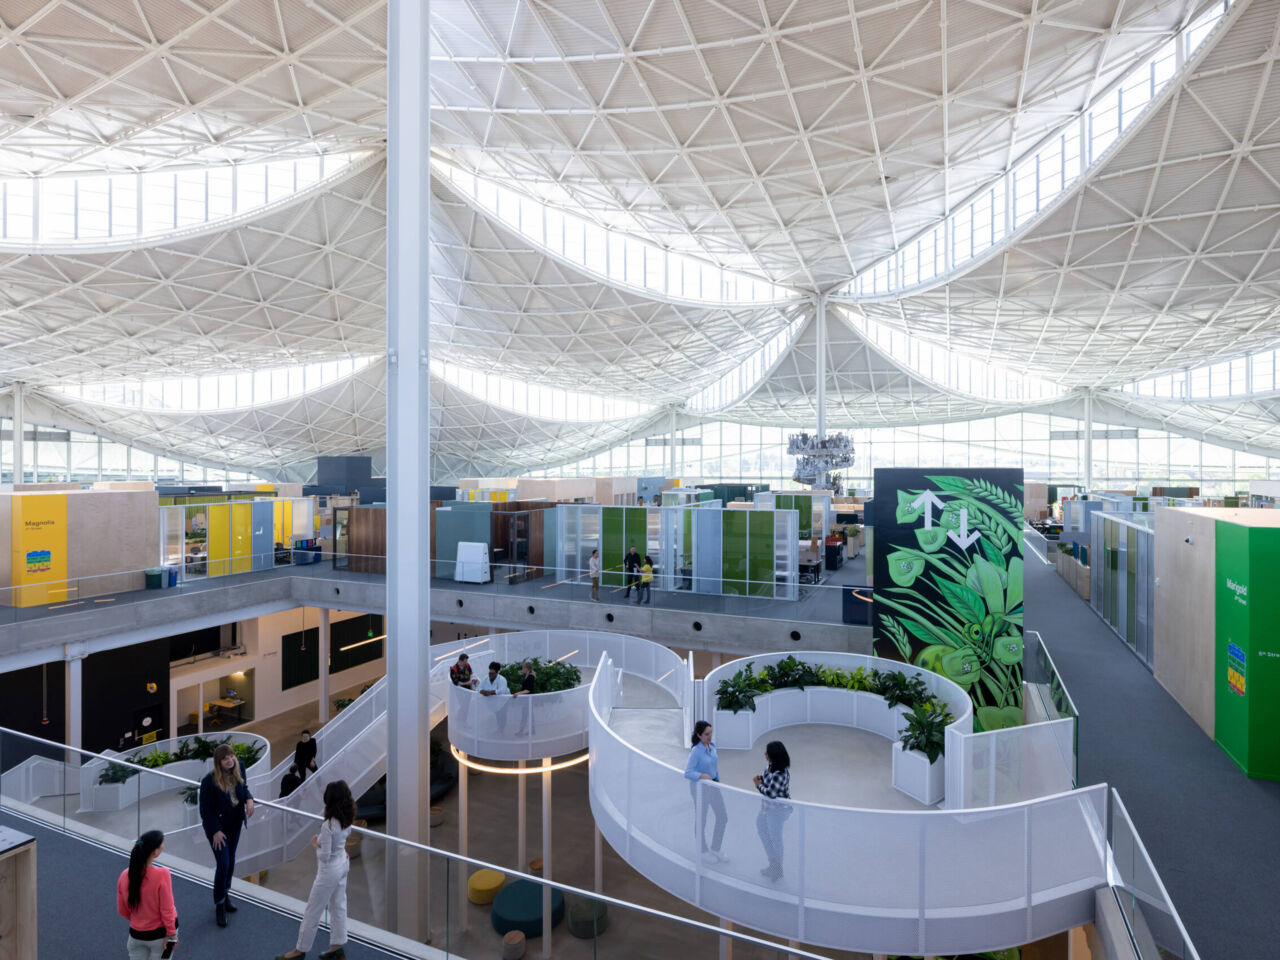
[440,630,686,762]
[589,645,1109,956]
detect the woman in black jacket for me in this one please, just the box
[199,744,255,927]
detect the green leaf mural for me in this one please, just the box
[873,469,1026,731]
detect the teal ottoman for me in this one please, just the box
[567,898,609,938]
[490,880,565,939]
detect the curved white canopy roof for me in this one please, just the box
[8,0,1280,477]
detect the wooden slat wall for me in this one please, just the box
[348,508,387,574]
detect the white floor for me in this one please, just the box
[608,677,928,811]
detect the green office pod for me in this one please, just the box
[601,506,649,587]
[1214,519,1280,780]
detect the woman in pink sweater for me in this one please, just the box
[117,830,178,958]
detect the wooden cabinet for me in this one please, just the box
[0,826,36,960]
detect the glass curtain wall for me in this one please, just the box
[0,418,268,484]
[523,413,1280,496]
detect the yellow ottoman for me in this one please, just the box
[468,868,506,905]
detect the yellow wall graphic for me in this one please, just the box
[12,494,69,606]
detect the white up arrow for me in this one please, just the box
[910,489,946,528]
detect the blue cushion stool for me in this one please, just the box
[567,898,609,938]
[490,880,565,939]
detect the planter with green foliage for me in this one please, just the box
[891,698,954,805]
[499,657,582,694]
[707,652,970,754]
[86,733,269,813]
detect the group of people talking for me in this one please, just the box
[686,720,793,882]
[116,741,357,959]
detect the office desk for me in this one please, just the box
[211,697,246,725]
[799,560,822,585]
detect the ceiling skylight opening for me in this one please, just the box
[686,313,808,414]
[849,311,1063,402]
[1122,349,1276,400]
[0,151,371,247]
[836,0,1230,301]
[432,359,655,422]
[54,357,377,412]
[433,158,797,307]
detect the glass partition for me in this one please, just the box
[1090,511,1155,668]
[1110,790,1203,960]
[0,724,840,960]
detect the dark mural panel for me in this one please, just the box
[873,469,1024,732]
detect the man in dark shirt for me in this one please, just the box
[449,652,476,688]
[280,763,303,798]
[293,729,318,781]
[623,544,641,598]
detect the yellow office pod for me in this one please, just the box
[231,502,252,573]
[207,503,230,577]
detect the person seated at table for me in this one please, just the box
[280,763,303,798]
[449,652,477,689]
[294,730,318,782]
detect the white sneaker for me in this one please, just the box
[702,850,728,864]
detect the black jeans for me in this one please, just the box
[210,820,243,904]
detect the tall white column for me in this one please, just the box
[11,381,25,486]
[593,823,603,894]
[518,759,527,869]
[66,655,83,750]
[815,297,826,440]
[541,756,553,959]
[458,750,469,932]
[669,406,678,479]
[385,0,432,938]
[317,608,330,725]
[1083,390,1094,492]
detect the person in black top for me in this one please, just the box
[512,660,537,736]
[623,544,641,598]
[280,763,303,798]
[199,744,255,927]
[294,729,318,781]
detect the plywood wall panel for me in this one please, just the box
[1153,508,1217,737]
[67,490,157,596]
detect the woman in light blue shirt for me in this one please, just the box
[684,720,728,863]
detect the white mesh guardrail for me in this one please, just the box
[589,669,1110,956]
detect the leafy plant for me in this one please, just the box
[899,697,954,764]
[715,662,768,714]
[334,697,355,712]
[98,762,138,785]
[180,785,199,806]
[228,740,264,768]
[137,747,175,769]
[879,671,930,710]
[499,657,582,694]
[760,655,822,690]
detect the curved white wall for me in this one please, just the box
[440,630,686,762]
[591,646,1108,956]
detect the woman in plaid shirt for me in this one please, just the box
[753,740,791,882]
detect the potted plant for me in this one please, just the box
[891,697,953,806]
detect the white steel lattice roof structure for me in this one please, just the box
[6,0,1280,477]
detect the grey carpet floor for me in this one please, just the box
[0,810,401,959]
[1023,534,1280,960]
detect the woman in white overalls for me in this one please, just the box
[275,780,355,960]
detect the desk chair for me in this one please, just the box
[206,704,223,728]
